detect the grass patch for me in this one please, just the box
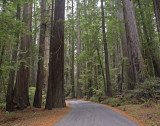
[0,102,6,109]
[102,98,122,107]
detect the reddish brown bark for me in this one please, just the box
[46,0,66,110]
[45,0,54,110]
[76,0,82,98]
[122,0,145,89]
[13,2,32,109]
[6,4,20,111]
[152,0,160,36]
[33,0,46,108]
[71,0,75,98]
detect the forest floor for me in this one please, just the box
[0,102,71,126]
[115,103,160,126]
[0,99,159,126]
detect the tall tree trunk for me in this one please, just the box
[146,1,160,77]
[152,0,160,39]
[101,0,112,97]
[13,2,31,109]
[45,0,54,110]
[77,0,82,98]
[0,0,6,83]
[87,60,93,99]
[118,4,130,90]
[122,0,145,89]
[33,0,47,108]
[44,36,50,93]
[30,2,37,86]
[71,0,75,98]
[6,4,20,112]
[65,40,69,89]
[2,0,6,12]
[26,2,32,103]
[137,0,154,77]
[46,0,66,109]
[43,6,51,93]
[94,59,98,89]
[115,41,122,92]
[96,47,106,95]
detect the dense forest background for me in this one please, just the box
[0,0,160,114]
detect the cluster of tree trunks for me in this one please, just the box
[116,0,160,91]
[6,0,66,111]
[6,2,32,111]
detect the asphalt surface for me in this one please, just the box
[53,100,139,126]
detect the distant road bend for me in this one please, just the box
[53,100,139,126]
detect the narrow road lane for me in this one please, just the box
[53,100,139,126]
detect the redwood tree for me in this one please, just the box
[6,4,21,111]
[45,0,66,110]
[33,0,47,108]
[71,0,75,98]
[13,2,32,109]
[122,0,145,89]
[76,0,82,98]
[101,0,112,97]
[152,0,160,37]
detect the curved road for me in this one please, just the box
[53,100,139,126]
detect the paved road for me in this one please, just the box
[53,100,139,126]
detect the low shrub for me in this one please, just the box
[29,87,36,105]
[104,98,122,107]
[0,102,6,109]
[122,94,132,103]
[5,111,15,117]
[90,96,99,102]
[142,99,153,108]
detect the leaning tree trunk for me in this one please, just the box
[122,0,145,89]
[71,0,75,98]
[46,0,66,109]
[76,0,82,98]
[6,4,20,112]
[101,0,112,97]
[33,0,47,108]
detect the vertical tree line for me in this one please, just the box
[4,0,66,111]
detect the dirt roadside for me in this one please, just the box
[0,102,71,126]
